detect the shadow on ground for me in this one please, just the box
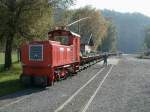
[0,79,46,100]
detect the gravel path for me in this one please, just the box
[1,55,149,112]
[0,60,106,112]
[86,56,150,112]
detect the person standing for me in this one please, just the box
[103,53,108,66]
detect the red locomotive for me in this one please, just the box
[20,28,102,87]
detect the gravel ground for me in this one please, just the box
[86,55,150,112]
[0,61,106,112]
[58,66,110,112]
[1,55,149,112]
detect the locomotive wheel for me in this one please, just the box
[60,76,66,80]
[33,76,47,87]
[57,75,61,81]
[20,74,31,86]
[61,72,68,80]
[55,73,61,82]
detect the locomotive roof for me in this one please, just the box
[49,29,80,38]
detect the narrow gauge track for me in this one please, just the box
[0,59,103,110]
[55,65,113,112]
[0,64,113,112]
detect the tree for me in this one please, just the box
[69,6,108,50]
[49,0,75,9]
[98,22,117,52]
[144,27,150,49]
[0,0,75,69]
[0,0,52,69]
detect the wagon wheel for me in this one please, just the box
[57,73,61,81]
[61,73,67,80]
[54,72,61,82]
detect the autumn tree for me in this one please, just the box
[98,22,117,52]
[69,6,108,50]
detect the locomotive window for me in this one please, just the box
[54,36,68,45]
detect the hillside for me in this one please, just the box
[102,10,150,53]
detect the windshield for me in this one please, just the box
[54,36,69,45]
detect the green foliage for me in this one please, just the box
[49,0,75,9]
[54,6,117,52]
[0,0,75,69]
[0,0,75,45]
[1,0,47,38]
[0,63,25,96]
[0,52,18,64]
[69,6,108,50]
[53,8,73,27]
[0,52,19,72]
[0,0,54,69]
[98,22,117,52]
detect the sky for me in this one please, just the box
[72,0,150,17]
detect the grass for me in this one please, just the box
[0,63,26,97]
[0,52,18,64]
[0,52,26,97]
[0,53,4,65]
[0,52,18,71]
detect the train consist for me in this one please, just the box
[20,28,105,87]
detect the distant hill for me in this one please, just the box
[102,10,150,53]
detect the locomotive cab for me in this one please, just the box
[48,29,80,63]
[48,29,79,46]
